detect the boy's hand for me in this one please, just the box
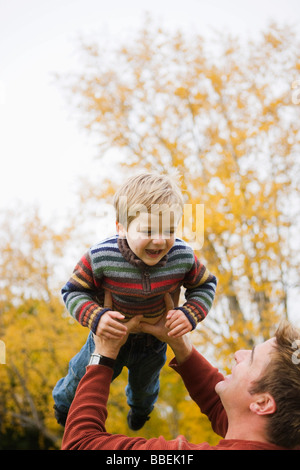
[95,311,128,339]
[94,315,143,358]
[165,309,192,338]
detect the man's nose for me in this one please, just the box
[234,349,249,363]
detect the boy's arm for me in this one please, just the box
[175,253,217,330]
[62,251,111,333]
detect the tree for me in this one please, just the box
[0,204,221,447]
[64,19,300,362]
[3,19,300,448]
[0,206,88,449]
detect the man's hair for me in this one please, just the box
[113,172,184,229]
[250,320,300,449]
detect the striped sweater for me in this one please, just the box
[62,236,217,333]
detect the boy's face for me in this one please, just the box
[117,210,180,266]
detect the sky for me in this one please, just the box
[1,0,299,323]
[1,0,300,222]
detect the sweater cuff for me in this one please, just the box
[174,306,197,330]
[90,308,112,334]
[169,346,198,371]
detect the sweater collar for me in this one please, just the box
[117,237,168,270]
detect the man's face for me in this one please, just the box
[118,210,180,266]
[215,338,276,411]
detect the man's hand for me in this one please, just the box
[140,294,193,364]
[94,291,193,363]
[137,292,175,343]
[93,315,143,359]
[95,310,128,339]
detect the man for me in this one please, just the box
[61,296,300,450]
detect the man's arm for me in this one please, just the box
[140,310,228,438]
[90,302,227,438]
[62,295,227,450]
[91,293,227,437]
[61,315,185,450]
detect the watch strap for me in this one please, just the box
[89,353,116,369]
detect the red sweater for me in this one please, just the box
[62,348,288,450]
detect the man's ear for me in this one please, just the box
[116,221,126,237]
[250,394,276,416]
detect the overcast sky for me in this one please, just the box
[1,0,299,323]
[1,0,299,222]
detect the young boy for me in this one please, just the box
[53,172,217,430]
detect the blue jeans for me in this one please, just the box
[53,331,167,417]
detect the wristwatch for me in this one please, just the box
[89,353,116,369]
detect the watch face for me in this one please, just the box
[89,354,101,365]
[89,353,115,369]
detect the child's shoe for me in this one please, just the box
[53,405,68,427]
[127,409,150,430]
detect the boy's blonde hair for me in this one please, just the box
[113,172,184,229]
